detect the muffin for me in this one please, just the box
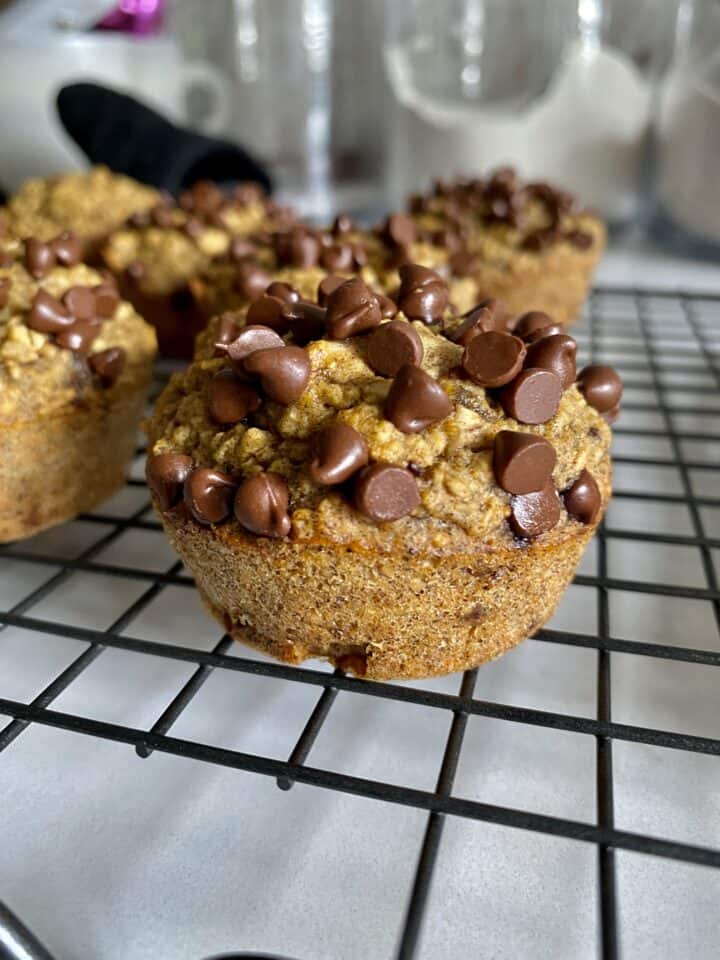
[146,268,621,680]
[190,214,481,347]
[406,168,606,325]
[0,166,160,259]
[100,181,295,358]
[0,233,157,542]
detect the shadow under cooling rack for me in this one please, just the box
[0,285,719,960]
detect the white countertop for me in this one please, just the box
[1,239,719,960]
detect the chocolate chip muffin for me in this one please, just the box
[0,166,160,258]
[0,233,157,542]
[407,168,605,326]
[100,181,295,358]
[146,267,621,680]
[190,214,481,352]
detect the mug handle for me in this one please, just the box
[181,61,231,136]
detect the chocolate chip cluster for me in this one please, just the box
[149,264,622,542]
[408,167,595,269]
[4,236,127,387]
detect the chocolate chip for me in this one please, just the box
[510,480,561,539]
[52,232,82,267]
[577,365,623,414]
[513,311,555,340]
[354,464,420,522]
[493,430,557,495]
[213,313,242,354]
[450,300,501,346]
[565,229,593,250]
[318,274,346,306]
[184,467,236,525]
[563,469,601,524]
[332,213,354,235]
[266,281,299,303]
[523,322,565,343]
[88,347,126,387]
[326,278,382,339]
[382,212,417,248]
[397,264,449,323]
[126,259,145,281]
[93,283,120,318]
[275,227,320,268]
[225,325,285,370]
[233,181,265,205]
[27,290,74,333]
[462,332,526,388]
[183,216,204,239]
[524,334,577,390]
[309,422,369,485]
[321,243,354,272]
[0,277,10,309]
[288,301,327,344]
[499,368,562,424]
[448,250,480,277]
[522,228,559,252]
[25,239,54,278]
[180,180,224,215]
[246,294,293,334]
[385,364,452,434]
[146,452,193,512]
[366,320,424,377]
[236,262,272,301]
[128,210,151,228]
[151,204,174,228]
[234,472,291,537]
[55,318,101,354]
[350,242,368,269]
[209,368,261,425]
[243,345,311,404]
[375,292,399,319]
[62,286,96,321]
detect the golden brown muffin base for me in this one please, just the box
[0,373,150,543]
[158,464,607,681]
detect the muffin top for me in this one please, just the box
[100,180,297,296]
[408,167,604,275]
[147,266,620,555]
[191,212,483,334]
[0,166,160,248]
[0,232,157,423]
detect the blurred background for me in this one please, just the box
[0,0,719,256]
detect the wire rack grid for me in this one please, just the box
[0,285,719,960]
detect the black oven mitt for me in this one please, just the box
[56,82,272,195]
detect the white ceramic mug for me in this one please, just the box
[0,33,230,191]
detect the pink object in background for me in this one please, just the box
[95,0,165,36]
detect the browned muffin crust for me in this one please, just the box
[147,269,620,679]
[0,234,157,542]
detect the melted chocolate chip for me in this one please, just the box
[563,469,601,524]
[318,274,346,307]
[27,290,74,333]
[147,453,194,512]
[577,365,623,414]
[524,334,577,390]
[493,430,557,495]
[325,278,382,340]
[510,480,561,539]
[397,264,449,323]
[24,239,54,278]
[184,467,236,524]
[366,320,424,377]
[88,347,125,387]
[385,364,452,434]
[234,472,291,537]
[243,345,311,404]
[309,422,369,485]
[499,368,562,424]
[354,464,421,522]
[62,286,96,321]
[209,368,261,425]
[462,332,527,388]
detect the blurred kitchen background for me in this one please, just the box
[1,0,719,259]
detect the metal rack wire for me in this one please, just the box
[1,285,719,960]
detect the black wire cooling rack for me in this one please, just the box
[0,285,719,960]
